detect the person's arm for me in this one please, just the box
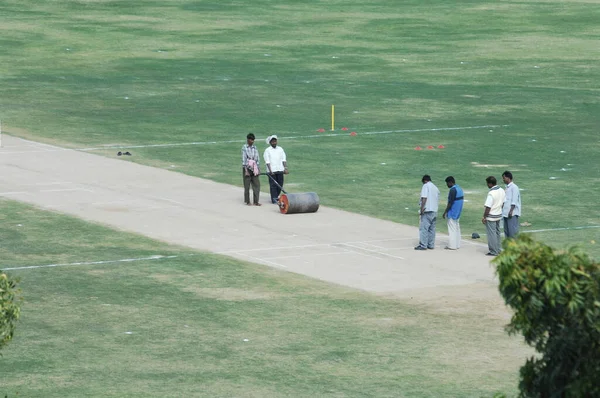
[482,206,491,224]
[482,193,493,224]
[420,197,427,215]
[281,148,288,174]
[242,147,249,176]
[242,146,248,167]
[443,188,456,219]
[508,186,516,217]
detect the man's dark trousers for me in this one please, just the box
[268,172,284,203]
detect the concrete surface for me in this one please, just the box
[0,134,497,295]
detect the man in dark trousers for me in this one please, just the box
[241,133,261,206]
[502,171,521,238]
[263,135,288,204]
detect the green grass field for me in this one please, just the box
[0,200,527,397]
[2,0,599,257]
[1,0,599,396]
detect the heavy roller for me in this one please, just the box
[265,173,320,215]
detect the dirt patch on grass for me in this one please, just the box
[471,161,510,169]
[182,286,275,301]
[390,281,512,323]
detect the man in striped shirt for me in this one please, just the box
[241,133,261,206]
[482,176,506,256]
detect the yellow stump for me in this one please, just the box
[331,105,335,131]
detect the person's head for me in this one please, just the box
[246,133,255,145]
[486,176,497,188]
[502,171,513,184]
[421,175,431,184]
[267,134,278,148]
[445,176,455,188]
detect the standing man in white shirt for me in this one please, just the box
[482,176,506,256]
[263,135,288,204]
[502,171,521,238]
[415,175,440,251]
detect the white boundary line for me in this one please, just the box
[72,124,508,152]
[2,255,179,271]
[0,124,509,155]
[465,225,600,237]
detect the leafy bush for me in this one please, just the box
[0,272,20,352]
[495,235,600,397]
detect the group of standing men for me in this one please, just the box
[241,133,288,206]
[415,172,521,256]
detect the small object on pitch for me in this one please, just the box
[117,151,123,156]
[438,145,445,149]
[317,128,325,132]
[427,145,434,149]
[243,338,249,342]
[350,132,357,136]
[341,127,348,131]
[415,146,422,150]
[124,151,132,156]
[471,233,480,239]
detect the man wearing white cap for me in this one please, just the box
[263,135,288,204]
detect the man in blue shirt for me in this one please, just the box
[442,176,464,250]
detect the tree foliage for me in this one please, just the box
[495,235,600,397]
[0,271,20,352]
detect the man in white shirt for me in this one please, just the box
[263,135,288,204]
[415,175,440,250]
[482,176,506,256]
[502,171,521,238]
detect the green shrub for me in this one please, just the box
[0,272,20,352]
[495,235,600,397]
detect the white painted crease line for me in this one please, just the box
[233,252,288,268]
[217,242,334,255]
[41,188,95,193]
[216,237,418,255]
[147,195,186,206]
[24,181,73,186]
[0,191,28,196]
[339,243,406,260]
[263,250,354,261]
[2,255,180,271]
[357,241,386,249]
